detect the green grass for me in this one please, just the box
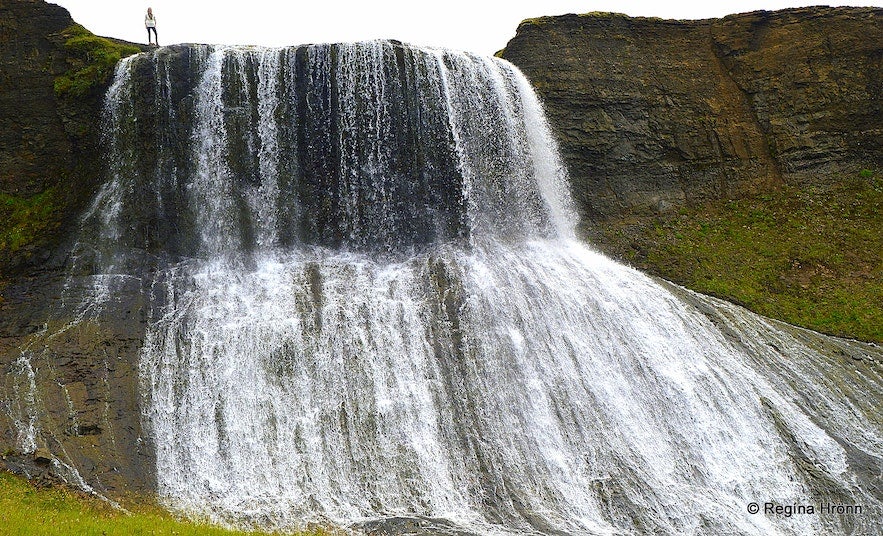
[0,471,336,536]
[0,188,59,252]
[54,24,141,98]
[599,171,883,342]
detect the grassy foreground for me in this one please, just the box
[0,471,334,536]
[596,170,882,342]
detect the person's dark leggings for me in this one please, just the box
[147,27,158,45]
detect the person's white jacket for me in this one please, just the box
[145,15,156,28]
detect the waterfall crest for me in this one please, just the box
[84,41,575,270]
[18,42,881,535]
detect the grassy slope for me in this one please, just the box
[53,24,141,98]
[597,170,882,342]
[0,471,336,536]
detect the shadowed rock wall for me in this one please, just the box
[1,0,94,274]
[500,7,883,222]
[0,0,151,495]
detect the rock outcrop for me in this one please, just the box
[0,0,75,201]
[500,7,882,222]
[0,0,150,495]
[1,0,881,502]
[1,0,90,275]
[0,0,143,277]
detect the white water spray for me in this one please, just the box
[59,41,883,535]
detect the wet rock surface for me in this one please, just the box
[0,261,155,495]
[0,0,152,495]
[1,3,881,522]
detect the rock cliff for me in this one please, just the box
[501,7,882,341]
[1,0,90,275]
[0,0,149,494]
[0,0,142,277]
[500,7,882,221]
[0,0,881,502]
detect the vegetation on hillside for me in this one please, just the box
[0,470,337,536]
[597,170,883,342]
[0,188,59,253]
[0,25,140,272]
[53,24,141,98]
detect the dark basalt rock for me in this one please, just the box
[0,0,152,495]
[0,0,74,198]
[105,43,469,259]
[500,7,883,223]
[0,0,145,278]
[1,0,881,511]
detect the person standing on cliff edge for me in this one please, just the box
[145,7,158,46]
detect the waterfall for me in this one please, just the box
[40,41,883,534]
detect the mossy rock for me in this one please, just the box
[0,188,59,253]
[53,24,141,98]
[595,169,883,342]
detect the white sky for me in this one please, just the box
[51,1,882,55]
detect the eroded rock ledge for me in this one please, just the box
[501,7,882,222]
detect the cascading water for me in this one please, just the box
[28,41,882,534]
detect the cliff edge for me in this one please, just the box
[501,6,882,219]
[0,0,142,278]
[502,7,882,340]
[0,0,148,494]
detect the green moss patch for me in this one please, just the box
[0,470,337,535]
[0,188,59,253]
[54,24,141,98]
[598,171,883,342]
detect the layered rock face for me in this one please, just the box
[0,0,74,199]
[1,0,94,271]
[0,0,151,494]
[501,7,883,222]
